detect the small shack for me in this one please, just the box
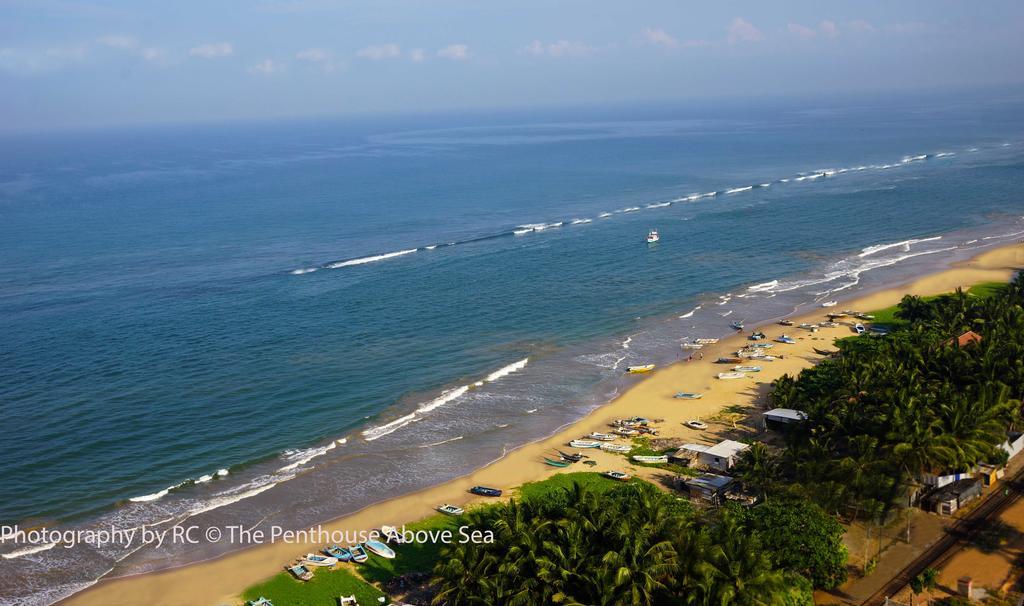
[762,408,807,431]
[923,478,982,516]
[679,473,734,504]
[676,439,750,472]
[946,330,983,348]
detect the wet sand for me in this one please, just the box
[59,243,1024,606]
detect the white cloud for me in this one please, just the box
[140,47,166,62]
[295,48,342,72]
[819,20,839,38]
[356,43,401,60]
[409,48,425,63]
[437,44,469,60]
[642,27,678,49]
[727,17,762,44]
[190,42,234,58]
[520,40,593,57]
[848,19,877,34]
[0,46,87,73]
[98,35,138,50]
[787,23,817,39]
[247,58,280,74]
[886,22,928,35]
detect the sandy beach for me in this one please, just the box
[59,243,1024,606]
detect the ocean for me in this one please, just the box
[2,89,1024,603]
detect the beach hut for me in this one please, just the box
[1001,431,1024,460]
[945,330,983,348]
[679,473,734,504]
[922,478,982,516]
[676,439,749,472]
[762,408,807,431]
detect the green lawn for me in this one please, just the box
[358,514,461,584]
[241,565,385,606]
[867,281,1007,327]
[518,471,624,500]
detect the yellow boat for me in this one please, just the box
[626,364,655,374]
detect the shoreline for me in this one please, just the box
[59,242,1024,606]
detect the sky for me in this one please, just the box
[1,0,1023,131]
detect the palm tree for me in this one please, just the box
[686,512,788,605]
[733,442,779,502]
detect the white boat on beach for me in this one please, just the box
[437,504,465,516]
[717,372,746,380]
[681,342,704,350]
[600,443,632,453]
[589,432,617,441]
[733,365,762,373]
[674,392,704,399]
[694,338,719,344]
[570,439,603,449]
[363,540,396,559]
[632,455,669,464]
[821,300,838,307]
[684,419,708,430]
[775,335,797,344]
[614,427,638,436]
[301,553,339,567]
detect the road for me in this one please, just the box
[861,465,1024,604]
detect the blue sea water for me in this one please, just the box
[2,89,1024,603]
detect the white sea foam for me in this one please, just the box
[195,474,213,484]
[291,268,317,275]
[277,439,340,472]
[129,489,170,503]
[571,218,592,224]
[646,202,671,209]
[419,436,464,448]
[747,279,779,293]
[363,358,528,441]
[525,408,538,413]
[485,357,529,382]
[425,245,438,249]
[599,212,612,218]
[513,229,531,236]
[725,186,753,194]
[621,336,632,349]
[679,304,702,319]
[2,541,60,559]
[858,236,942,258]
[216,468,229,477]
[622,206,641,212]
[327,249,417,269]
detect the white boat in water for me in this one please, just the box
[631,455,668,464]
[600,443,631,453]
[821,300,838,307]
[570,439,602,449]
[717,372,746,380]
[646,229,660,243]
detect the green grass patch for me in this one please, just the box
[867,281,1008,327]
[242,565,385,606]
[358,514,461,584]
[517,471,621,501]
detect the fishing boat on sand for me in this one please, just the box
[627,364,655,374]
[821,300,838,307]
[685,419,708,430]
[348,544,369,563]
[600,443,631,453]
[730,321,745,331]
[631,455,669,464]
[286,564,314,581]
[681,342,704,350]
[778,319,794,326]
[437,504,465,516]
[733,365,762,372]
[717,356,742,364]
[613,427,638,436]
[674,392,704,399]
[363,540,396,559]
[589,432,617,441]
[380,526,405,544]
[775,335,797,344]
[469,486,503,497]
[717,372,746,380]
[544,457,572,467]
[558,450,587,462]
[603,471,631,481]
[569,439,602,449]
[694,338,719,344]
[324,545,353,561]
[301,553,338,567]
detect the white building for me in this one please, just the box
[762,408,807,430]
[676,439,750,472]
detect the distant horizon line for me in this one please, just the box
[3,80,1023,138]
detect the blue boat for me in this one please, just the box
[323,545,352,562]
